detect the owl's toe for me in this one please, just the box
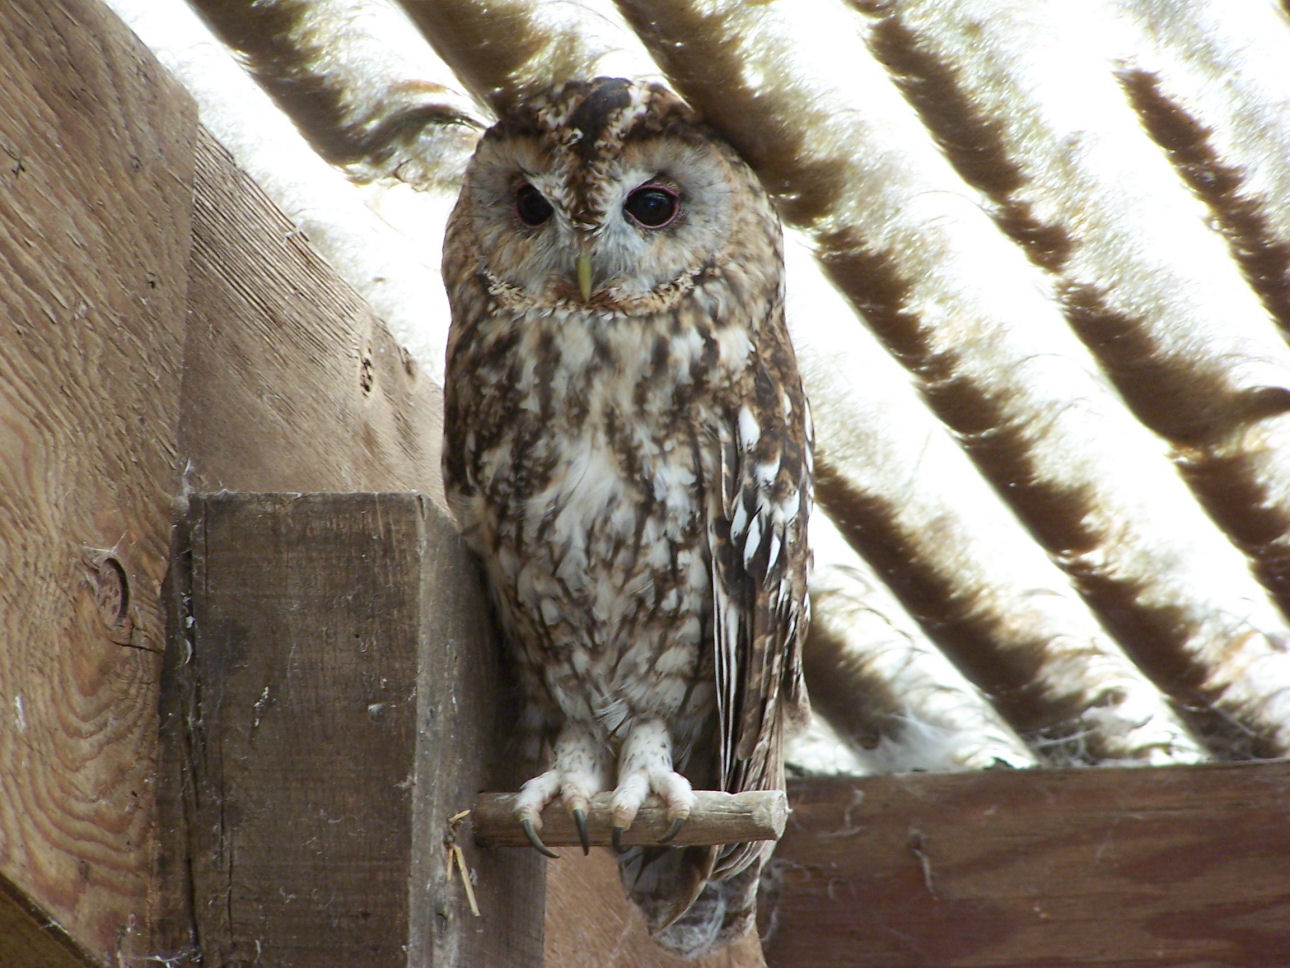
[653,771,695,826]
[513,726,611,857]
[610,770,695,844]
[660,814,687,844]
[571,806,591,855]
[611,718,696,844]
[520,817,560,858]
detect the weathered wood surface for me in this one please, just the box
[474,790,788,849]
[176,492,543,967]
[179,127,444,501]
[1,1,464,961]
[413,492,548,966]
[153,101,450,962]
[545,849,768,968]
[0,0,195,962]
[0,872,101,968]
[765,763,1290,967]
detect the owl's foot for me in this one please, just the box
[610,719,694,848]
[514,727,609,858]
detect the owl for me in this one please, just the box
[441,77,812,956]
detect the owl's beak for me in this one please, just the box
[575,250,593,301]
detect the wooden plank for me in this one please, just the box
[764,763,1290,967]
[0,872,101,968]
[178,492,543,967]
[0,0,195,962]
[182,492,420,966]
[179,127,444,499]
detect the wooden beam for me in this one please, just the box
[544,850,769,968]
[0,0,195,962]
[178,126,444,499]
[175,492,543,967]
[764,763,1290,967]
[0,872,101,968]
[153,107,451,960]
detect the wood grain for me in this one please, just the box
[179,126,444,501]
[0,0,194,961]
[177,493,543,967]
[765,764,1290,967]
[149,114,453,961]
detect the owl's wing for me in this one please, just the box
[708,351,812,878]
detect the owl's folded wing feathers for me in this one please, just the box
[709,323,812,880]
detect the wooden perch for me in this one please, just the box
[471,790,787,849]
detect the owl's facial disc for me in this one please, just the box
[573,178,683,302]
[481,160,721,311]
[459,78,759,314]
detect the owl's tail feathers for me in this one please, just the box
[619,843,766,959]
[652,861,762,958]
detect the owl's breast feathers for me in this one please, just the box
[444,263,810,778]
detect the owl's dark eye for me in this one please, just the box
[515,183,553,227]
[624,185,680,228]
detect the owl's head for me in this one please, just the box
[447,77,780,316]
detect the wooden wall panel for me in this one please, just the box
[0,0,195,961]
[413,493,548,967]
[1,2,454,961]
[182,493,424,966]
[545,850,767,968]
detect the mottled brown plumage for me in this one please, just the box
[441,77,811,956]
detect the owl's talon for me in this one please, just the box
[660,815,687,844]
[572,807,590,855]
[521,818,560,859]
[612,824,627,853]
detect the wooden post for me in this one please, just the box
[173,492,543,967]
